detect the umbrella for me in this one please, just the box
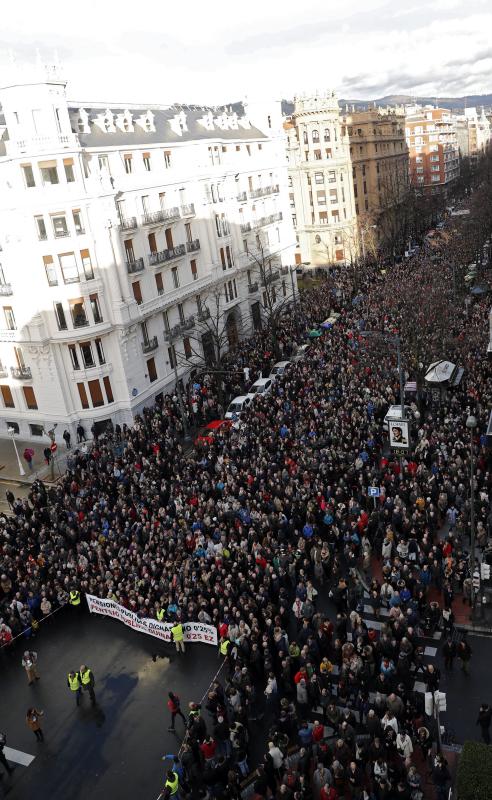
[308,329,322,338]
[470,284,490,295]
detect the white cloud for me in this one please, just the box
[0,0,490,103]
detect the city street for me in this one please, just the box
[0,609,220,800]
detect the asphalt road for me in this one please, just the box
[0,608,220,800]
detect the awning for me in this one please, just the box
[424,360,463,385]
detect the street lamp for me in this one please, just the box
[7,426,25,477]
[466,414,477,607]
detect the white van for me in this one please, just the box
[270,360,291,378]
[225,395,252,419]
[246,377,273,400]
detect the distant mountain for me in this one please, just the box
[281,94,492,115]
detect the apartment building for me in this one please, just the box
[286,91,358,267]
[0,64,295,441]
[405,106,460,194]
[455,107,491,165]
[345,109,409,224]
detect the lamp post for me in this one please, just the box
[466,414,477,607]
[7,426,25,477]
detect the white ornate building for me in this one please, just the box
[285,91,358,267]
[0,64,295,441]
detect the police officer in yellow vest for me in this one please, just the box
[67,670,82,706]
[79,664,96,705]
[219,636,231,658]
[69,588,81,606]
[171,621,185,654]
[164,769,180,797]
[156,605,165,622]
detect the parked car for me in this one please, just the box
[225,395,253,419]
[194,420,232,447]
[246,377,273,400]
[270,360,291,378]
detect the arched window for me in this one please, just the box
[312,129,319,143]
[324,128,331,142]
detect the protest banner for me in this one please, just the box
[86,594,217,645]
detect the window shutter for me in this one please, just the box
[0,385,15,408]
[88,379,104,407]
[103,376,114,403]
[132,281,142,304]
[77,382,89,409]
[22,386,38,410]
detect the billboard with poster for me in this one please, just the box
[388,418,410,451]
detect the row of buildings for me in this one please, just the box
[0,64,489,441]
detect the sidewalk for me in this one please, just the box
[0,436,71,485]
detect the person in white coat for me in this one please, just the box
[396,730,414,765]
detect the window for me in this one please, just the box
[23,386,38,410]
[155,272,164,295]
[87,378,104,407]
[30,424,44,437]
[330,189,338,204]
[147,357,157,383]
[70,298,88,327]
[171,267,179,288]
[77,382,89,409]
[35,216,47,240]
[319,211,328,224]
[141,195,150,214]
[314,150,322,160]
[90,294,103,323]
[185,222,194,242]
[335,249,344,261]
[68,344,80,370]
[103,376,114,403]
[3,306,16,330]
[325,149,332,159]
[163,309,170,332]
[190,260,198,281]
[80,249,94,280]
[72,210,85,235]
[80,342,95,368]
[312,129,319,143]
[64,158,75,183]
[22,164,35,188]
[124,154,133,174]
[52,214,69,238]
[59,252,79,283]
[331,211,340,223]
[178,303,185,325]
[314,172,324,184]
[432,175,441,182]
[168,345,177,369]
[54,302,67,330]
[316,190,326,205]
[183,337,192,359]
[163,150,171,168]
[40,165,59,185]
[328,171,336,183]
[0,385,15,408]
[132,281,143,305]
[226,246,233,268]
[291,214,297,227]
[220,247,226,270]
[142,152,151,171]
[324,129,331,142]
[363,181,367,194]
[95,338,105,365]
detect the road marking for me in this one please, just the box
[4,746,36,766]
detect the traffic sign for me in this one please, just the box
[368,487,380,497]
[50,442,57,453]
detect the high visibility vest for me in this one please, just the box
[165,772,179,794]
[69,590,81,606]
[220,639,230,656]
[80,669,92,685]
[171,623,183,642]
[68,673,80,691]
[156,609,164,621]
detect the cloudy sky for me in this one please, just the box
[1,0,491,105]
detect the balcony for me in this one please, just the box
[0,368,8,378]
[73,316,90,328]
[163,316,195,341]
[54,229,70,239]
[119,217,138,231]
[186,238,200,253]
[249,184,280,199]
[149,244,186,265]
[0,283,13,296]
[237,191,247,202]
[126,257,145,274]
[142,207,180,226]
[6,132,79,156]
[254,212,283,229]
[141,335,158,354]
[248,282,259,293]
[181,203,195,217]
[10,366,32,380]
[261,270,280,286]
[197,308,211,322]
[241,222,252,234]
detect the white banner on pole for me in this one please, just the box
[86,594,217,646]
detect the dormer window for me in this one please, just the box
[104,118,112,132]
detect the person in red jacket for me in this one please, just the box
[167,692,186,732]
[312,719,325,743]
[199,735,217,763]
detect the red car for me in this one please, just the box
[194,420,232,446]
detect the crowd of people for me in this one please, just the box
[1,202,491,798]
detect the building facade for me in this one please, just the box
[405,106,460,194]
[345,109,408,221]
[455,107,491,164]
[286,92,358,267]
[0,65,295,441]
